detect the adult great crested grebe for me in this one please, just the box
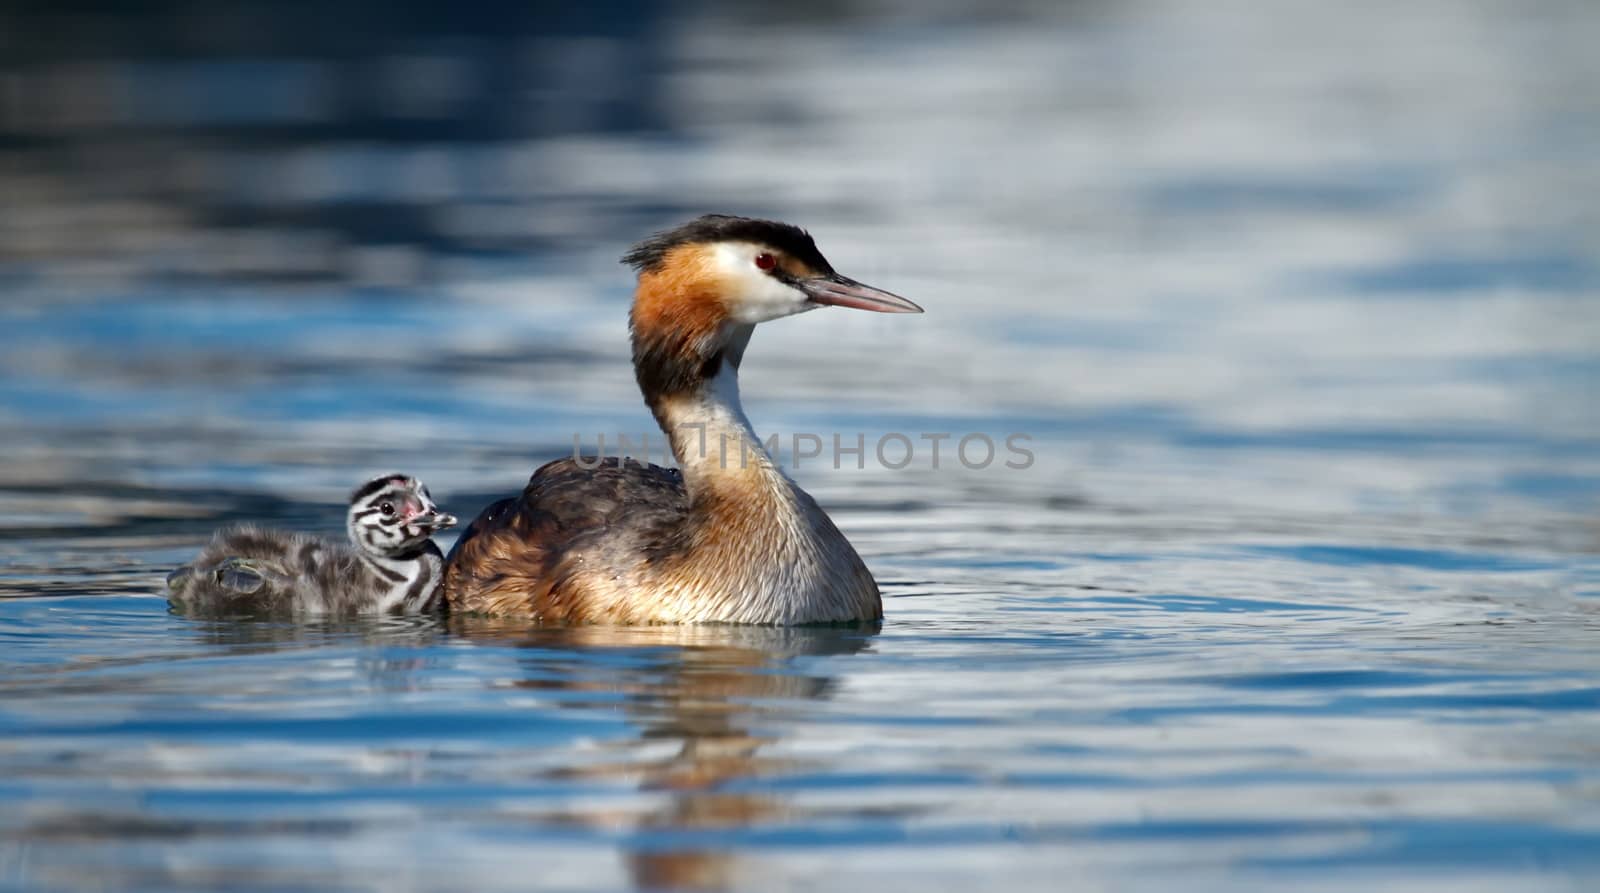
[443,215,922,624]
[167,474,457,616]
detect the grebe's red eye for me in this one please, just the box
[754,252,776,271]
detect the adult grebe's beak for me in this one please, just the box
[802,274,923,313]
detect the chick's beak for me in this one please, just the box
[802,274,923,313]
[417,511,458,531]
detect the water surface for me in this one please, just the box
[2,2,1599,890]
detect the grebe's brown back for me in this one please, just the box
[442,215,921,624]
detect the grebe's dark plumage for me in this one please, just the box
[443,215,921,624]
[167,474,457,617]
[445,458,691,622]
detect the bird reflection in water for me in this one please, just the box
[448,618,878,891]
[73,615,879,891]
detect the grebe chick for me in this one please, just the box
[443,214,921,624]
[167,474,457,617]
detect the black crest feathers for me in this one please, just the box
[621,214,835,276]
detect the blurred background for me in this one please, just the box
[2,1,1599,891]
[1,0,1596,515]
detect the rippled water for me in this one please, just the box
[3,1,1600,890]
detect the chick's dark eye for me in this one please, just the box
[754,252,776,271]
[379,502,394,516]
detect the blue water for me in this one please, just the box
[3,2,1600,890]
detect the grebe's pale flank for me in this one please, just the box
[167,474,458,616]
[443,214,922,624]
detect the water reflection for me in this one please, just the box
[450,620,875,891]
[0,610,876,892]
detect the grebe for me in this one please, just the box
[167,474,457,616]
[443,214,921,624]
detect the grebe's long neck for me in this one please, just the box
[647,325,784,498]
[633,322,878,624]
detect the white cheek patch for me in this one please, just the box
[711,242,811,324]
